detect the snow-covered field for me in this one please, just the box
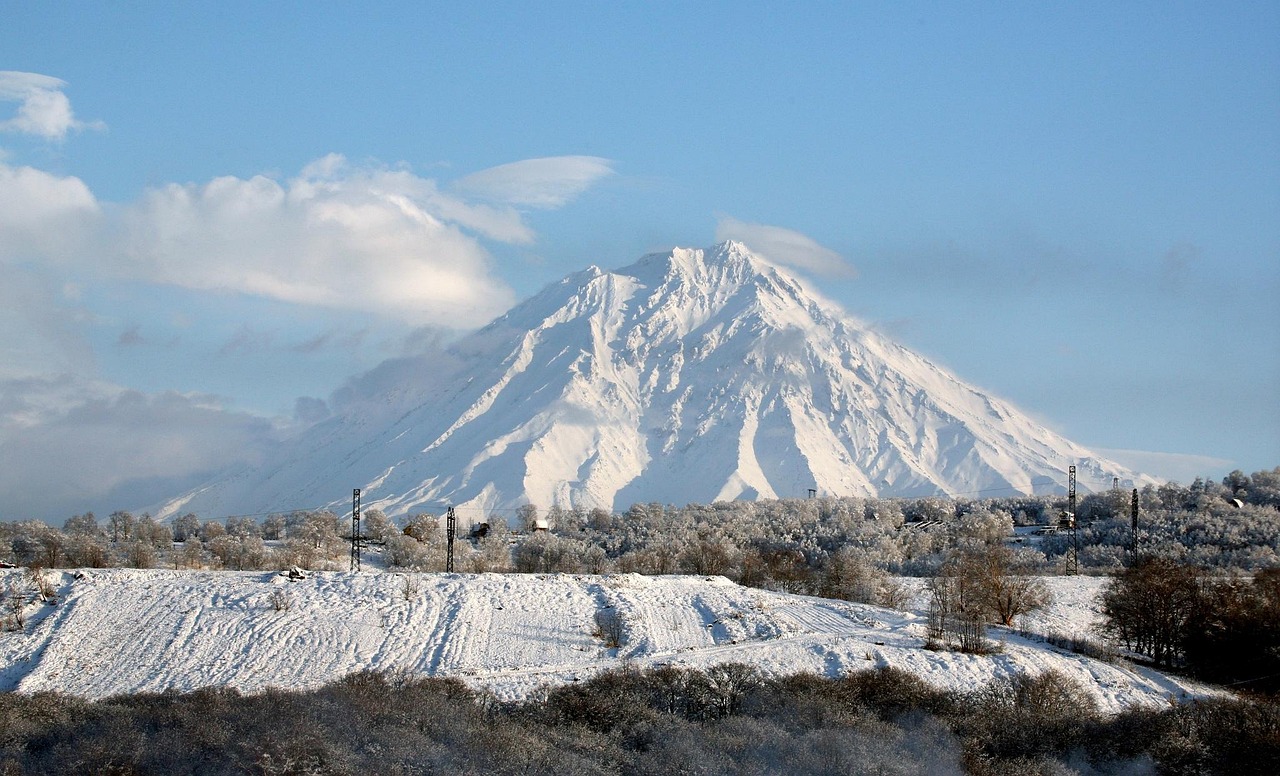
[0,569,1216,712]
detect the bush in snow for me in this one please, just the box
[0,667,1275,774]
[29,567,56,603]
[3,580,28,630]
[268,589,292,612]
[592,606,625,649]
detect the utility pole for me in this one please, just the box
[350,488,362,572]
[445,506,456,573]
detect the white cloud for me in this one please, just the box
[0,71,103,141]
[0,266,99,382]
[0,163,101,263]
[715,217,856,279]
[112,155,535,327]
[0,154,617,328]
[453,155,614,208]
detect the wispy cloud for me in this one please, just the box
[1096,447,1234,484]
[453,156,614,208]
[0,71,104,141]
[715,217,856,279]
[0,376,280,519]
[216,326,276,357]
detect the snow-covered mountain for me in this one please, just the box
[157,242,1143,521]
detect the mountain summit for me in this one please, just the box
[158,242,1141,520]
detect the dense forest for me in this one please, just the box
[0,665,1275,775]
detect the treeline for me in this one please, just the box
[1102,559,1280,694]
[0,666,1275,775]
[2,468,1277,588]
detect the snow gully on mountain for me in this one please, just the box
[155,242,1144,522]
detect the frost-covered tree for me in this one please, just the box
[402,513,441,542]
[466,521,512,572]
[132,515,172,548]
[516,503,540,531]
[513,532,580,573]
[262,513,286,541]
[198,520,226,542]
[819,547,891,604]
[171,513,201,543]
[384,533,432,570]
[360,509,394,543]
[965,544,1052,626]
[225,516,258,539]
[62,512,99,537]
[283,511,343,569]
[108,510,135,543]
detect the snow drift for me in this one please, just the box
[2,569,1212,712]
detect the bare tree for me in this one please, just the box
[967,545,1051,626]
[1101,558,1202,667]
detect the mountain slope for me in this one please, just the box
[156,242,1142,520]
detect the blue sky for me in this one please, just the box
[1,2,1277,520]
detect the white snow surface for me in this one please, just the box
[1,569,1217,713]
[155,241,1148,522]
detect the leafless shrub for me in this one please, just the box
[401,574,420,601]
[1014,628,1117,663]
[875,577,911,610]
[927,560,993,653]
[268,589,292,612]
[4,581,27,631]
[594,606,625,649]
[29,567,57,603]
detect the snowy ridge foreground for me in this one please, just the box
[1,570,1214,712]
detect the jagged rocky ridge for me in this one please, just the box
[158,242,1141,520]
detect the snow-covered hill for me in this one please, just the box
[2,569,1213,712]
[156,241,1144,521]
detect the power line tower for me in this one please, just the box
[445,506,456,573]
[1066,465,1079,575]
[350,488,362,572]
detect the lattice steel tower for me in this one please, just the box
[350,488,362,572]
